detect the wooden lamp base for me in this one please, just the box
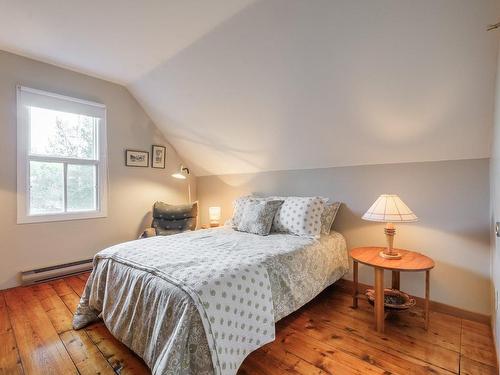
[379,223,402,259]
[379,250,402,260]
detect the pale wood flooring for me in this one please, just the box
[0,273,497,374]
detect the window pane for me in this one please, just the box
[67,164,97,212]
[29,106,97,159]
[29,161,64,215]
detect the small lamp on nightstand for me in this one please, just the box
[362,194,418,259]
[208,206,221,227]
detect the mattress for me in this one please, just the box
[73,227,348,375]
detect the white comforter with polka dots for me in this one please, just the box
[73,227,348,375]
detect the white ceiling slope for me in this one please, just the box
[0,0,256,84]
[1,0,499,176]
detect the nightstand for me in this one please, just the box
[350,247,435,333]
[200,224,220,229]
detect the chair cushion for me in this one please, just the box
[152,201,198,234]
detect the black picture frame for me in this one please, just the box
[125,149,149,167]
[151,145,166,169]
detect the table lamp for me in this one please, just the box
[208,207,221,227]
[362,194,418,259]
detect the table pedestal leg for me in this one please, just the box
[391,271,400,290]
[425,270,430,330]
[374,268,384,333]
[352,261,358,308]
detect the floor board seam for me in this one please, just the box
[83,325,122,375]
[285,325,407,374]
[295,309,458,374]
[458,318,463,374]
[45,282,118,375]
[1,290,27,375]
[29,284,82,375]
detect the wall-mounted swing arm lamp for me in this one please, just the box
[171,165,192,202]
[171,165,190,179]
[487,22,500,31]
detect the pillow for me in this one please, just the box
[271,196,326,238]
[320,202,341,234]
[237,200,283,235]
[228,195,266,228]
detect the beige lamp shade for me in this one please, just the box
[172,165,190,179]
[171,165,192,202]
[362,194,418,223]
[208,206,221,223]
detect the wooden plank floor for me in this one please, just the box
[0,273,496,375]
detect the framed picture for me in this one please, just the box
[125,150,149,167]
[151,145,166,169]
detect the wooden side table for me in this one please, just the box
[350,247,435,333]
[200,224,220,229]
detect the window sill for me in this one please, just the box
[17,210,107,224]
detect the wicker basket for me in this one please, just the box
[365,288,416,310]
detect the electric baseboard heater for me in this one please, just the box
[20,259,93,285]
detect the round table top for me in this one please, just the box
[350,247,435,271]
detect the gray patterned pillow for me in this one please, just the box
[320,202,341,234]
[237,200,283,235]
[227,195,251,228]
[228,195,268,228]
[271,196,326,238]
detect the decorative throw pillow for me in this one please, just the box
[320,202,341,234]
[228,195,267,228]
[228,195,251,228]
[237,200,284,235]
[271,196,326,238]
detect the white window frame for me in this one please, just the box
[17,85,108,224]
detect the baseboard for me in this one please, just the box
[336,278,491,325]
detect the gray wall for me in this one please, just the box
[0,51,196,289]
[197,159,490,314]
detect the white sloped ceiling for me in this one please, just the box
[1,0,498,176]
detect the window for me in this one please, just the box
[17,86,108,223]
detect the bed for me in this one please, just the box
[73,226,348,375]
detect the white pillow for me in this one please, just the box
[271,196,326,238]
